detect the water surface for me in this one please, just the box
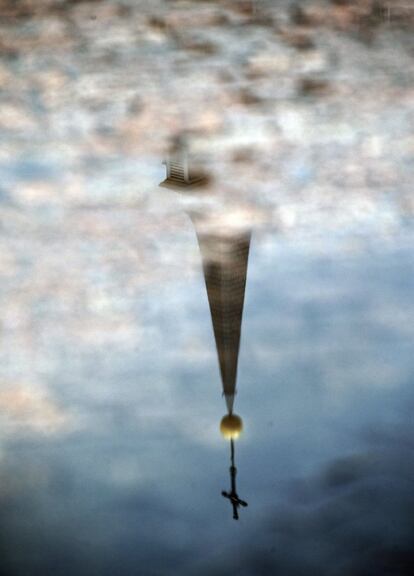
[1,1,414,575]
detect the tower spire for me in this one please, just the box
[193,221,250,521]
[195,230,251,411]
[159,142,250,519]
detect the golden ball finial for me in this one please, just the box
[220,414,243,440]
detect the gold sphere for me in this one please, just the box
[220,414,243,440]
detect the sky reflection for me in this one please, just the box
[1,197,413,574]
[1,1,414,575]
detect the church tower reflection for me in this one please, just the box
[160,140,249,519]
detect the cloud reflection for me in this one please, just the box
[0,385,70,436]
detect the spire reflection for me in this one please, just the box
[160,139,250,519]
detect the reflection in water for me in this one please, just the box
[221,437,248,520]
[1,0,414,572]
[160,136,207,188]
[160,140,250,519]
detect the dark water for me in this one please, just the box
[1,1,414,575]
